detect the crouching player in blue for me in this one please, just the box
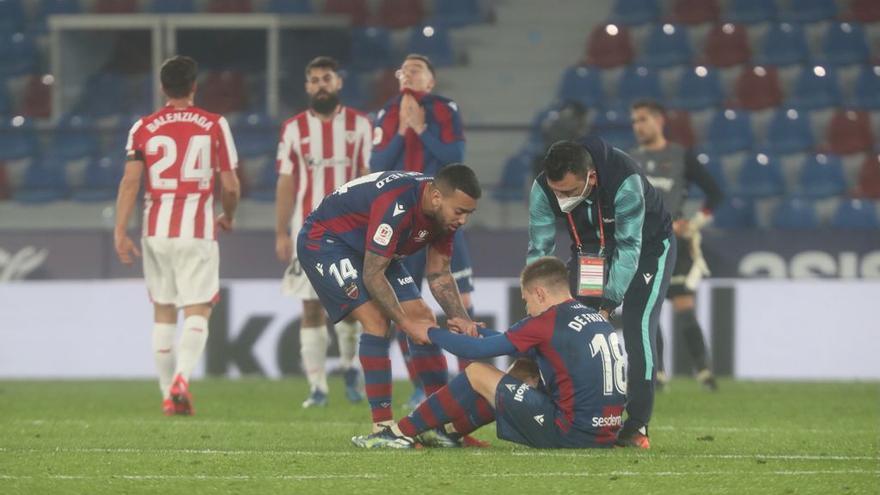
[352,257,627,449]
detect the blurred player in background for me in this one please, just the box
[629,100,723,391]
[275,56,373,408]
[113,55,241,416]
[296,166,482,437]
[371,54,475,410]
[352,257,626,449]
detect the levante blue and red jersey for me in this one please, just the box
[370,90,465,176]
[302,171,453,258]
[505,300,626,442]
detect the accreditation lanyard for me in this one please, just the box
[567,202,606,298]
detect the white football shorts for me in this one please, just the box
[141,237,220,307]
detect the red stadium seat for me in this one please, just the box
[94,0,139,13]
[206,0,253,13]
[371,69,400,111]
[20,74,52,118]
[324,0,370,26]
[733,65,783,110]
[703,23,751,67]
[197,70,247,115]
[853,153,880,198]
[378,0,424,29]
[670,0,720,24]
[585,23,634,68]
[850,0,880,22]
[826,110,874,155]
[665,109,696,148]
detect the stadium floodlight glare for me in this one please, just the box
[11,115,24,127]
[753,66,767,77]
[663,23,675,35]
[422,25,435,37]
[786,109,798,119]
[722,23,735,34]
[840,22,853,34]
[813,65,826,77]
[724,109,736,120]
[42,74,54,85]
[816,153,828,165]
[695,65,708,77]
[697,153,710,165]
[605,24,619,36]
[757,153,769,165]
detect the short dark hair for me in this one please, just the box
[404,53,435,77]
[160,55,197,99]
[305,56,340,77]
[521,257,569,291]
[434,163,481,199]
[542,140,595,181]
[631,99,666,117]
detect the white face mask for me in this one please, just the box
[556,180,591,213]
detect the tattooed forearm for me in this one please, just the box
[363,251,407,324]
[427,270,468,320]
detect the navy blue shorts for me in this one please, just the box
[494,375,610,449]
[296,234,421,323]
[403,229,474,294]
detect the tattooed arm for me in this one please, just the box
[425,244,477,336]
[363,251,408,325]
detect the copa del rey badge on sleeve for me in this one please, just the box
[577,253,605,297]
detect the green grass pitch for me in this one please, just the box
[0,378,877,494]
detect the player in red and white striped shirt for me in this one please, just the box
[274,56,372,408]
[114,56,241,416]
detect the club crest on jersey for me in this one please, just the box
[415,230,429,242]
[344,282,359,300]
[373,223,393,246]
[346,131,357,143]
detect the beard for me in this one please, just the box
[310,92,339,115]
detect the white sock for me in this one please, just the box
[152,323,177,399]
[174,315,209,382]
[334,320,361,370]
[301,325,329,393]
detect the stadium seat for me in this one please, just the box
[703,23,751,67]
[324,0,370,26]
[234,112,277,159]
[0,32,36,77]
[206,0,253,13]
[786,65,841,110]
[733,65,782,110]
[75,72,126,118]
[616,66,663,105]
[406,26,455,67]
[665,109,696,148]
[93,0,138,13]
[796,153,846,198]
[830,198,880,229]
[609,0,660,26]
[150,0,196,13]
[850,0,880,22]
[379,0,424,29]
[0,82,9,116]
[370,68,400,110]
[71,155,118,202]
[246,155,278,202]
[826,110,874,155]
[638,24,692,68]
[771,198,820,229]
[20,74,53,118]
[735,152,785,197]
[766,108,815,154]
[350,28,393,71]
[822,22,870,66]
[51,114,99,161]
[0,116,37,160]
[853,66,880,109]
[430,0,485,28]
[592,104,637,150]
[673,65,723,110]
[724,0,779,24]
[197,70,247,115]
[712,197,756,228]
[853,153,880,198]
[705,109,753,155]
[493,150,534,202]
[781,0,838,23]
[671,0,720,24]
[264,0,313,14]
[585,23,634,68]
[755,23,809,66]
[338,69,368,110]
[0,0,27,32]
[13,158,68,203]
[32,0,82,32]
[556,65,603,108]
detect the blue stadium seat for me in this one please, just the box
[406,25,454,67]
[149,0,197,12]
[14,158,68,203]
[51,114,99,161]
[556,65,603,108]
[0,0,26,32]
[796,153,846,198]
[771,198,819,229]
[592,104,637,150]
[350,28,394,71]
[735,152,785,197]
[766,108,814,154]
[493,150,534,202]
[724,0,779,24]
[691,151,730,195]
[0,116,38,160]
[247,155,278,202]
[234,112,277,159]
[781,0,838,23]
[705,109,754,155]
[71,155,119,202]
[755,23,808,66]
[0,82,10,116]
[786,65,841,110]
[264,0,312,13]
[822,23,870,66]
[338,69,368,111]
[31,0,82,33]
[712,197,756,228]
[673,65,723,110]
[430,0,485,28]
[638,24,692,68]
[0,32,35,77]
[853,65,880,109]
[75,72,127,118]
[610,0,660,25]
[830,199,880,229]
[617,66,663,105]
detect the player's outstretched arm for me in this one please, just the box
[216,170,240,232]
[427,328,516,359]
[425,245,474,334]
[113,160,143,265]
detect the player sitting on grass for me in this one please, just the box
[352,257,627,449]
